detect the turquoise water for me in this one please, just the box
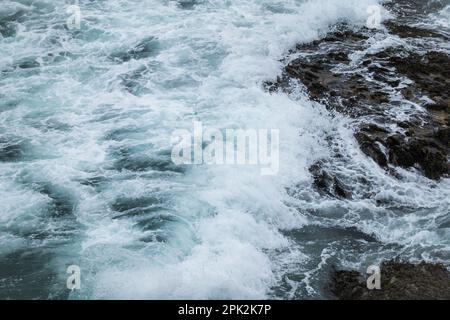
[0,0,449,299]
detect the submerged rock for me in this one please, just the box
[330,260,450,300]
[309,161,352,199]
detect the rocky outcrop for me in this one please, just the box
[266,1,450,298]
[330,260,450,300]
[309,161,352,199]
[266,6,450,180]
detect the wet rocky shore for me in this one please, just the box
[267,0,450,299]
[267,12,449,181]
[330,260,450,300]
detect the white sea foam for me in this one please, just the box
[1,0,449,299]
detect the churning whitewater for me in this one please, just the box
[0,0,449,299]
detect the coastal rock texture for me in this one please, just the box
[266,2,449,180]
[330,260,450,300]
[383,0,450,19]
[309,161,352,199]
[266,0,450,298]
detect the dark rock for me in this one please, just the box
[357,139,388,167]
[355,125,389,167]
[330,269,365,300]
[330,260,450,300]
[388,140,415,168]
[426,102,450,112]
[267,31,390,117]
[436,128,450,147]
[409,139,448,179]
[309,162,352,199]
[384,0,449,19]
[384,20,448,39]
[267,19,449,180]
[387,51,450,105]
